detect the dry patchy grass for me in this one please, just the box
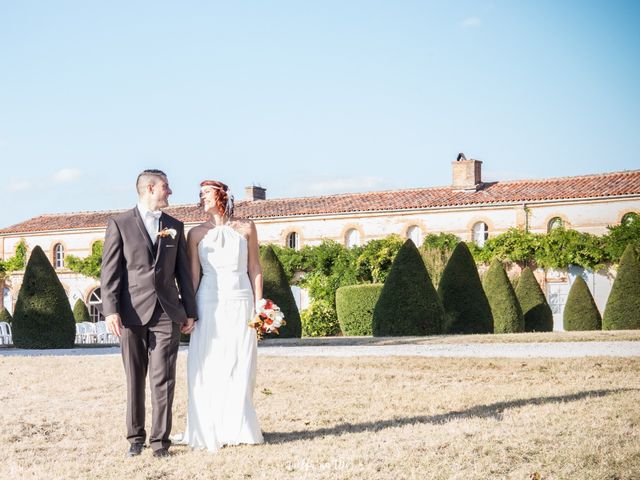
[1,352,639,479]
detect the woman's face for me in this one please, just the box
[200,186,222,215]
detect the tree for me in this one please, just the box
[563,276,602,331]
[260,245,302,338]
[0,307,12,323]
[515,267,553,332]
[12,246,75,348]
[373,239,443,336]
[66,241,103,279]
[604,216,640,262]
[603,245,640,330]
[73,299,92,324]
[483,259,524,333]
[419,232,459,289]
[438,242,493,334]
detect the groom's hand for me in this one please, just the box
[106,314,123,337]
[181,318,195,334]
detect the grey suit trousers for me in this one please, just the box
[120,303,181,451]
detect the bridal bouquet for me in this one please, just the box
[249,298,286,339]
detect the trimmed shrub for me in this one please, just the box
[603,245,640,330]
[438,242,493,334]
[336,284,383,336]
[373,239,443,336]
[563,276,602,331]
[73,299,91,324]
[0,307,12,324]
[483,259,524,333]
[260,245,302,338]
[515,267,553,332]
[12,246,75,348]
[301,300,341,337]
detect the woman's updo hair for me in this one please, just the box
[199,180,234,218]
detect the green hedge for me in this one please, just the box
[373,239,443,336]
[603,245,640,330]
[483,259,524,333]
[73,299,91,324]
[260,245,302,338]
[563,276,602,331]
[515,267,553,332]
[12,246,75,349]
[336,284,383,336]
[301,300,341,337]
[438,242,493,334]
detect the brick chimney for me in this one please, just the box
[244,185,266,201]
[451,153,482,191]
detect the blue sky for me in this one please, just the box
[1,1,639,228]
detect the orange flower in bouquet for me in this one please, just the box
[249,298,286,339]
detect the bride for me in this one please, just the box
[179,180,264,451]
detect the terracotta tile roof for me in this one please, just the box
[1,169,639,235]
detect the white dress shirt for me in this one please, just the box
[137,204,161,244]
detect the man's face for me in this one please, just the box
[148,176,172,209]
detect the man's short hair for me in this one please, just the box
[136,169,167,195]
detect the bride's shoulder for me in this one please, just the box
[229,218,254,237]
[187,223,210,243]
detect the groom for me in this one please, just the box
[101,169,197,458]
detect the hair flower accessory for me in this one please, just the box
[157,228,177,239]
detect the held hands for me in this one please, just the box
[181,318,195,334]
[105,314,123,337]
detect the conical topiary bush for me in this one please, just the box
[12,246,75,348]
[563,276,602,331]
[437,242,493,334]
[260,245,302,338]
[373,239,443,336]
[483,259,524,333]
[603,245,640,330]
[0,306,12,323]
[515,267,553,332]
[73,299,91,324]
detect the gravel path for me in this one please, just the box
[1,341,639,358]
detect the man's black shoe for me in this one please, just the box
[127,443,145,457]
[153,448,170,458]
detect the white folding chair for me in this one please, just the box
[0,322,11,345]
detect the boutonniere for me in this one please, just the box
[157,228,177,239]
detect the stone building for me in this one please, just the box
[1,158,639,330]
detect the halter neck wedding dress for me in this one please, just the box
[181,224,263,452]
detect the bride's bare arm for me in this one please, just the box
[187,227,203,293]
[246,221,263,305]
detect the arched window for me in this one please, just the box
[345,229,361,248]
[547,217,564,232]
[622,212,638,225]
[287,232,300,250]
[406,225,422,246]
[88,288,104,323]
[472,222,489,247]
[53,243,64,269]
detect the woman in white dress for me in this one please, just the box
[180,180,264,452]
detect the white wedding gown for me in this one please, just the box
[181,225,263,452]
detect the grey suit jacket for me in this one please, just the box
[100,207,198,326]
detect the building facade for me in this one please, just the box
[2,159,639,331]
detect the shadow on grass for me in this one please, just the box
[264,388,637,444]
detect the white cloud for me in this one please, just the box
[460,17,482,29]
[293,175,388,195]
[52,168,82,182]
[7,180,32,192]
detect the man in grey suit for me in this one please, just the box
[101,169,197,458]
